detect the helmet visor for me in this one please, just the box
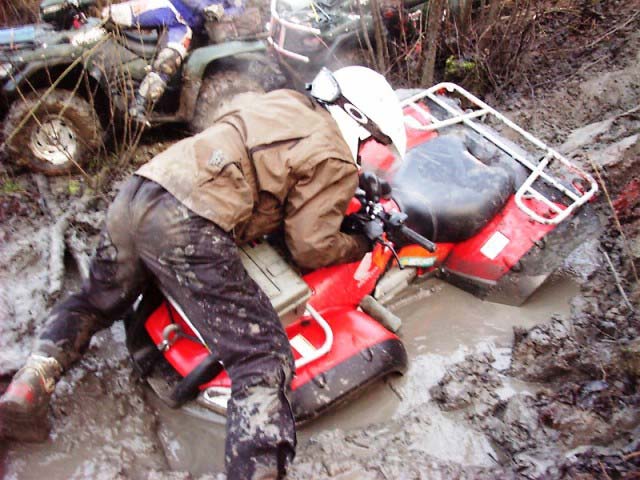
[308,67,340,102]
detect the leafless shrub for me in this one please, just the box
[440,0,539,94]
[437,0,638,95]
[0,0,40,27]
[1,23,146,187]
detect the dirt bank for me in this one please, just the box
[424,23,640,480]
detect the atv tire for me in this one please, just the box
[190,69,264,133]
[3,89,104,176]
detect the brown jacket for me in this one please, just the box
[136,89,368,270]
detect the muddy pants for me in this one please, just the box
[35,176,296,479]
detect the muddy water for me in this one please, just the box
[397,276,579,357]
[2,325,169,480]
[2,276,577,479]
[144,276,578,476]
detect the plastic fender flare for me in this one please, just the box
[183,39,267,81]
[180,39,268,119]
[2,58,69,101]
[1,56,105,104]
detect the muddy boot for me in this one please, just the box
[129,69,170,128]
[128,93,151,128]
[0,355,62,443]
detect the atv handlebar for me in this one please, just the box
[399,224,437,253]
[348,179,437,255]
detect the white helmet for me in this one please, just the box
[308,66,407,163]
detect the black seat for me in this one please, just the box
[120,29,161,58]
[122,29,160,46]
[390,135,515,243]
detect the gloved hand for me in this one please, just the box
[362,218,384,243]
[342,213,383,244]
[359,171,392,203]
[204,4,225,22]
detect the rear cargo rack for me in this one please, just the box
[401,83,598,225]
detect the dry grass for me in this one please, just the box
[438,0,638,94]
[0,0,40,26]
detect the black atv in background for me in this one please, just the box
[0,0,282,175]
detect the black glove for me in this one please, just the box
[342,213,384,244]
[362,218,385,243]
[359,172,392,203]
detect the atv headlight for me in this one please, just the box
[70,26,106,46]
[0,62,13,80]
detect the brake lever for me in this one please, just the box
[377,238,404,270]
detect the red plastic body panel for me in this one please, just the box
[144,242,397,392]
[443,196,557,282]
[303,243,393,312]
[345,197,363,215]
[145,301,399,392]
[201,307,398,391]
[146,303,211,378]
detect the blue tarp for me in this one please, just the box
[0,25,37,47]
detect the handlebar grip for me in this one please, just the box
[400,225,437,252]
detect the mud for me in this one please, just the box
[2,3,640,479]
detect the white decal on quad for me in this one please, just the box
[480,232,510,260]
[290,334,317,359]
[353,252,375,287]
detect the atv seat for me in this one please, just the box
[391,135,515,243]
[120,29,161,58]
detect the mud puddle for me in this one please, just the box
[0,202,580,479]
[396,276,579,357]
[137,276,579,477]
[1,323,169,480]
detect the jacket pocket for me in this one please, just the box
[193,139,254,230]
[250,192,284,236]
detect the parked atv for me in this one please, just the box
[267,0,426,87]
[0,0,282,175]
[126,83,599,424]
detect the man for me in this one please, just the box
[102,0,245,123]
[0,66,406,479]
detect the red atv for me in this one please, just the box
[125,83,599,423]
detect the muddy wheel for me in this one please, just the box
[190,69,264,133]
[3,89,104,176]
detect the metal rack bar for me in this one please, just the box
[400,83,598,225]
[293,304,334,369]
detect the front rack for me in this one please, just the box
[167,296,334,370]
[400,82,598,225]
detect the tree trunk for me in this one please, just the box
[420,0,446,86]
[370,0,389,72]
[460,0,473,32]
